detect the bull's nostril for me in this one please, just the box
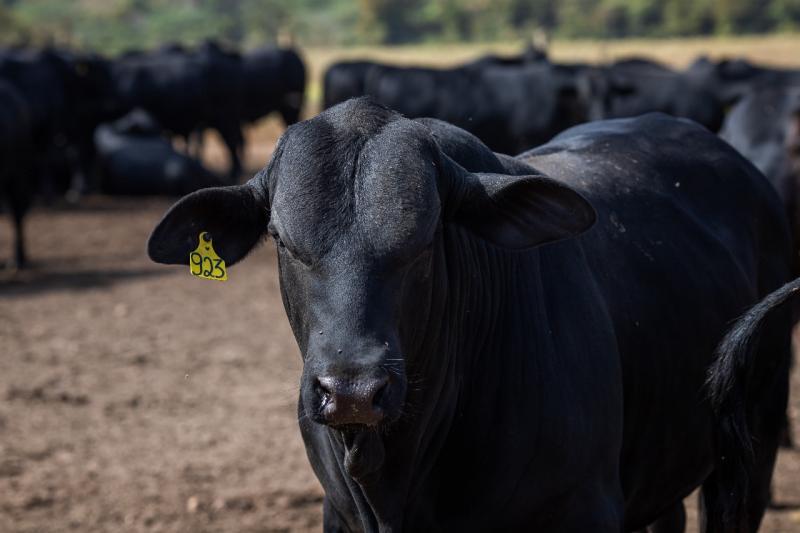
[313,374,391,427]
[316,377,333,402]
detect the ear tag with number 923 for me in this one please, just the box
[190,232,227,281]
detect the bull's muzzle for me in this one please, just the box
[315,373,390,427]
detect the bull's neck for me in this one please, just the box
[347,226,548,531]
[436,225,548,412]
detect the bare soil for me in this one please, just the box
[0,194,323,533]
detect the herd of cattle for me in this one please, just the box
[324,49,800,151]
[325,50,800,254]
[0,40,305,267]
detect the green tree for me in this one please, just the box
[768,0,800,30]
[663,0,714,36]
[0,0,796,52]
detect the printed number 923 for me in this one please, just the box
[190,252,226,279]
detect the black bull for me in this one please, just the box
[148,99,793,532]
[111,43,246,180]
[0,81,34,267]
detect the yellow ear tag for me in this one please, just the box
[189,232,227,281]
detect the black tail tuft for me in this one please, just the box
[704,277,800,531]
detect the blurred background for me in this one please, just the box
[3,0,800,49]
[3,0,800,106]
[1,1,800,532]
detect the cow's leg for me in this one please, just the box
[5,166,32,269]
[10,189,28,269]
[698,471,720,533]
[779,406,794,448]
[643,501,686,533]
[65,143,86,202]
[191,129,205,160]
[546,482,624,532]
[215,121,243,182]
[743,371,786,529]
[182,130,198,160]
[745,437,780,532]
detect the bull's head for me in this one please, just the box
[147,98,595,435]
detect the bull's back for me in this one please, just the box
[524,113,788,296]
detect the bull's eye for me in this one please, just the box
[266,224,311,266]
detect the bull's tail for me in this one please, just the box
[704,277,800,531]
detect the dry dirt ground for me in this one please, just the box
[0,194,323,533]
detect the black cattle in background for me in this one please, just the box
[720,85,800,451]
[93,109,224,196]
[148,99,793,531]
[0,81,34,268]
[688,56,800,106]
[0,48,64,148]
[241,46,306,127]
[582,59,726,132]
[0,48,65,198]
[53,49,121,193]
[111,41,244,180]
[323,53,729,155]
[721,85,800,249]
[363,61,589,154]
[157,42,188,54]
[0,48,118,197]
[608,56,671,72]
[464,42,548,67]
[322,44,545,110]
[363,64,462,119]
[323,60,381,109]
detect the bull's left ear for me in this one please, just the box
[147,183,269,266]
[453,172,596,249]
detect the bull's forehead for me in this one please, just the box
[270,113,441,263]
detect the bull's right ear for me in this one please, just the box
[147,183,269,266]
[438,154,596,250]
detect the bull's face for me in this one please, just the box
[147,99,595,435]
[266,117,442,430]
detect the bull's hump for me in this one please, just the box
[270,99,441,263]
